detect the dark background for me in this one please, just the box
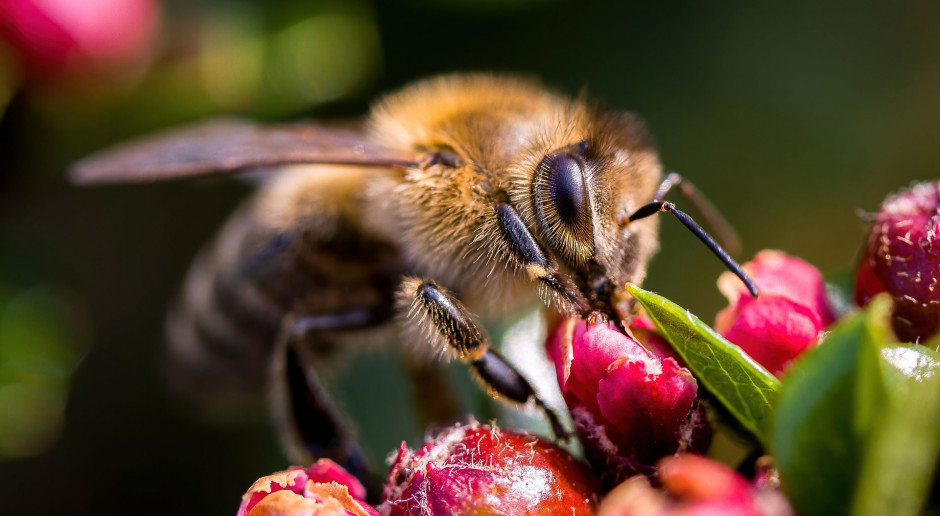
[1,0,938,513]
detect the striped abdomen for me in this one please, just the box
[164,167,403,418]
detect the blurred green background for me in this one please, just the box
[0,0,939,514]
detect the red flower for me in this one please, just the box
[0,0,159,81]
[598,454,793,516]
[856,182,940,342]
[381,422,598,516]
[237,459,379,516]
[715,250,835,377]
[546,318,709,478]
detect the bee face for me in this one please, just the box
[369,75,664,313]
[512,108,664,311]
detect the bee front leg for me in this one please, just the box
[396,278,566,439]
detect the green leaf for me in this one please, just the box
[624,284,781,446]
[879,343,940,385]
[773,297,893,516]
[852,344,940,516]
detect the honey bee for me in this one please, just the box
[71,74,756,486]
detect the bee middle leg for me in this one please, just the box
[396,277,566,439]
[401,350,463,430]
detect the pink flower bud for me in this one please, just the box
[381,422,599,516]
[546,318,709,478]
[658,454,754,508]
[598,454,793,516]
[715,250,835,377]
[0,0,159,81]
[629,314,683,364]
[855,182,940,342]
[237,459,379,516]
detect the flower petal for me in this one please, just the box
[721,296,822,377]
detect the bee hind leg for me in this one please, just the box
[269,312,378,498]
[396,277,567,439]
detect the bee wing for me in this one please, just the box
[69,117,420,184]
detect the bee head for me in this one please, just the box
[509,110,664,315]
[369,75,748,319]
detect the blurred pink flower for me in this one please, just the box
[381,422,598,516]
[0,0,159,80]
[546,318,709,478]
[715,250,835,377]
[237,459,378,516]
[855,182,940,342]
[598,454,793,516]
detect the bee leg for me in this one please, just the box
[469,347,567,439]
[401,350,463,430]
[269,313,377,495]
[397,278,567,439]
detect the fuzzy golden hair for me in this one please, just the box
[363,74,663,309]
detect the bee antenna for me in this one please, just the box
[652,172,743,257]
[623,201,759,297]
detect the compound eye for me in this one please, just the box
[535,152,594,262]
[545,154,586,226]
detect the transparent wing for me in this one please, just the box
[69,117,419,184]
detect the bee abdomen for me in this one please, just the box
[162,167,405,419]
[164,225,289,419]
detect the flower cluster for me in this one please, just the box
[598,454,792,516]
[855,181,940,342]
[235,181,940,515]
[237,459,378,516]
